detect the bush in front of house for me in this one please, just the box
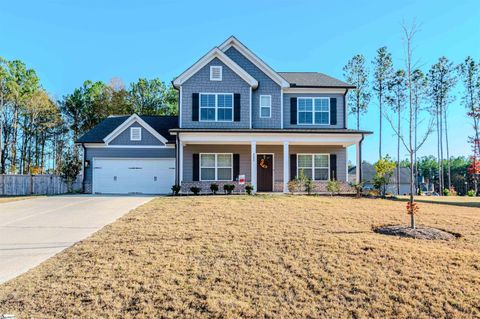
[171,185,181,196]
[223,184,235,195]
[190,186,201,195]
[327,179,340,196]
[287,180,300,193]
[210,183,219,195]
[245,185,254,195]
[467,189,476,197]
[349,181,363,198]
[304,178,315,195]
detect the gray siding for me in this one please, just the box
[224,47,282,129]
[283,93,345,129]
[181,58,251,129]
[183,145,251,182]
[84,147,175,189]
[290,145,347,182]
[110,122,165,146]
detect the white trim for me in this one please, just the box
[178,132,363,146]
[199,153,233,182]
[179,86,183,128]
[256,153,275,192]
[210,66,223,81]
[84,143,174,149]
[173,47,258,89]
[199,93,234,122]
[130,127,142,141]
[179,141,184,183]
[103,114,169,145]
[218,36,289,88]
[280,88,284,129]
[283,87,347,94]
[251,141,257,193]
[283,142,289,193]
[259,95,272,118]
[297,97,330,125]
[249,87,252,129]
[297,153,330,181]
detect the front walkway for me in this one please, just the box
[0,194,153,283]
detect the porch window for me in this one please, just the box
[200,153,233,181]
[297,97,330,125]
[200,93,233,122]
[297,154,329,181]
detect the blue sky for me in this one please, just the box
[1,0,479,163]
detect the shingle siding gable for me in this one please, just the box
[224,47,282,129]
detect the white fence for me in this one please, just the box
[0,174,82,196]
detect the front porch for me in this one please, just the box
[174,131,365,194]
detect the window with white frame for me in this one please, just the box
[210,66,222,81]
[259,95,271,118]
[130,127,142,141]
[200,93,233,121]
[298,97,330,125]
[200,153,233,181]
[297,154,329,181]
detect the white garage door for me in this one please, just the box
[93,158,175,194]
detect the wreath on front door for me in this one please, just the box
[260,157,268,169]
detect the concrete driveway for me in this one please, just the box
[0,195,154,283]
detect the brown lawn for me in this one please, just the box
[0,196,479,318]
[396,195,480,208]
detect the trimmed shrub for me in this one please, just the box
[171,185,181,196]
[288,180,300,193]
[467,189,476,197]
[349,181,363,198]
[223,184,235,195]
[210,183,219,195]
[304,179,315,195]
[245,185,254,195]
[327,179,340,195]
[190,186,201,195]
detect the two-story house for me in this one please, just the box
[77,36,371,194]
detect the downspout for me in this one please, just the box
[359,133,365,182]
[176,134,180,186]
[81,143,86,193]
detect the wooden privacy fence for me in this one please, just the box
[0,174,82,196]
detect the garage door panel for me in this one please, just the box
[93,158,175,194]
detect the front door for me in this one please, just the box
[257,154,273,192]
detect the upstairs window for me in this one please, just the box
[200,93,233,121]
[259,95,271,118]
[210,66,223,81]
[297,154,329,181]
[297,97,330,125]
[130,127,142,141]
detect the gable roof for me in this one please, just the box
[348,162,412,184]
[172,47,258,89]
[218,36,290,88]
[278,72,355,89]
[77,115,178,144]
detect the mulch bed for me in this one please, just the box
[374,225,460,240]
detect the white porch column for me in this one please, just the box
[283,142,289,193]
[355,141,360,183]
[251,141,257,193]
[179,141,184,183]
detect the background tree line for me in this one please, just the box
[343,24,480,196]
[0,58,178,175]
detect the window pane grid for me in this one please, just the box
[297,98,329,125]
[200,93,233,122]
[200,153,233,181]
[297,154,329,181]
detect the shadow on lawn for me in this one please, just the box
[393,197,480,208]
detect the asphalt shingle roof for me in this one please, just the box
[278,72,354,88]
[76,115,178,144]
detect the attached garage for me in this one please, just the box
[77,115,179,194]
[92,158,175,194]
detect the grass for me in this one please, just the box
[1,196,479,318]
[0,195,39,204]
[396,195,480,208]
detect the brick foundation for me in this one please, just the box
[181,181,248,194]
